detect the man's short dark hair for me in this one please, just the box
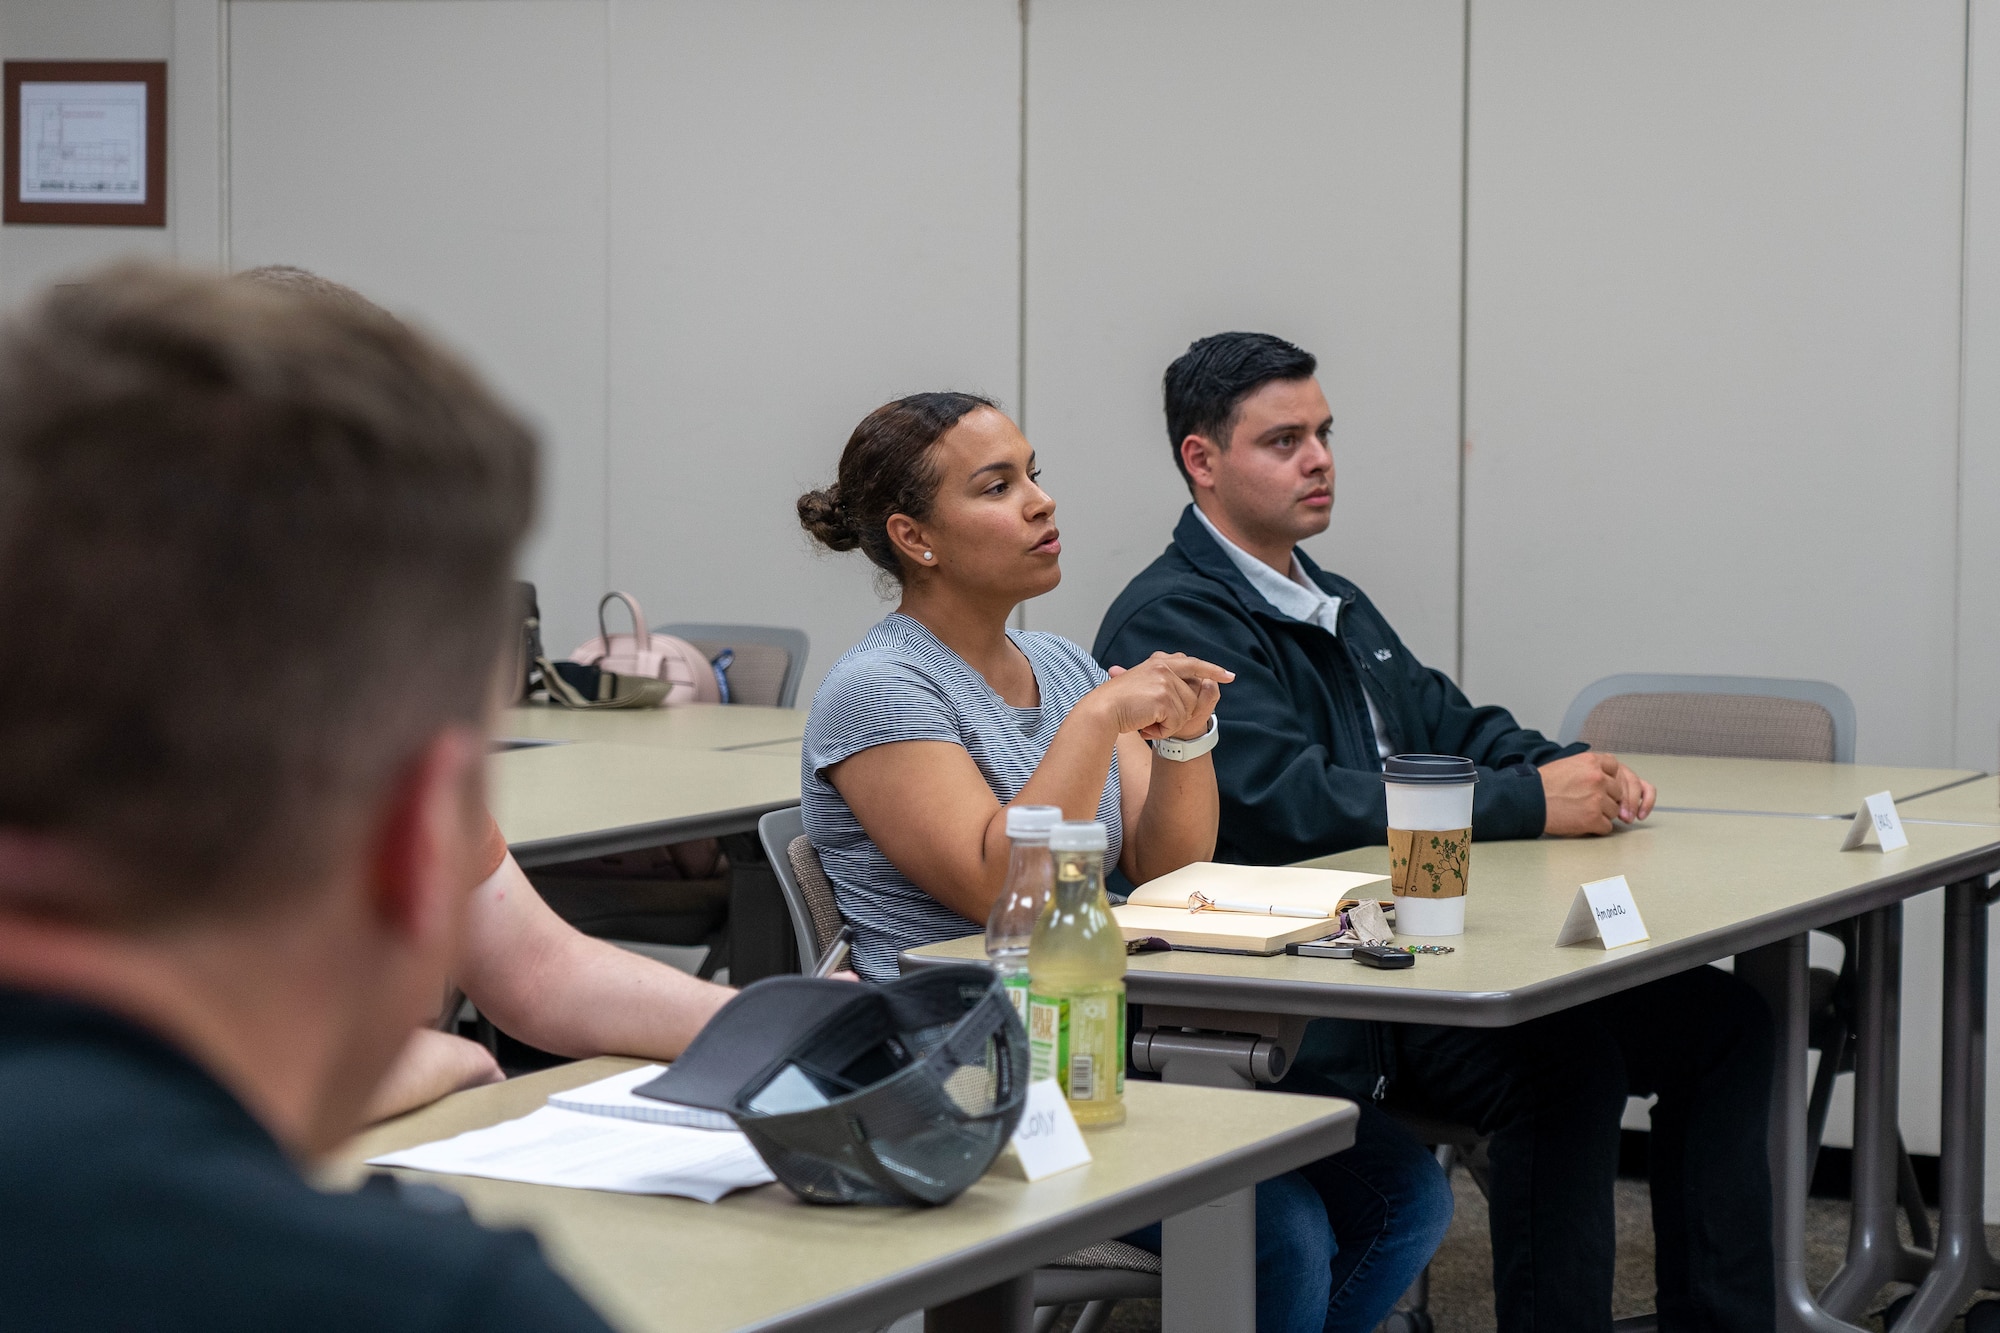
[1162,332,1317,490]
[0,263,537,926]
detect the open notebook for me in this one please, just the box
[1112,862,1390,954]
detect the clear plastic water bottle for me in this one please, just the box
[985,804,1062,1025]
[1028,819,1127,1128]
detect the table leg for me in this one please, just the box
[1737,935,1871,1333]
[720,832,795,984]
[1890,876,2000,1332]
[1163,1187,1257,1333]
[1141,1015,1266,1331]
[1819,904,1932,1318]
[924,1273,1033,1333]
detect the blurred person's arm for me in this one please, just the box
[363,1028,503,1123]
[453,849,734,1060]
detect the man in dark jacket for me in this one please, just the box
[1095,331,1774,1333]
[0,268,612,1331]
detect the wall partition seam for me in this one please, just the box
[217,0,233,273]
[1453,0,1471,686]
[602,0,614,598]
[1952,0,1974,767]
[1014,0,1030,635]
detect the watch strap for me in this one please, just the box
[1150,713,1220,762]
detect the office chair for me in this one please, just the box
[520,625,807,982]
[1558,672,1856,764]
[659,622,810,708]
[757,807,1161,1333]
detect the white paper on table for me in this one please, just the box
[545,1064,735,1131]
[367,1106,774,1202]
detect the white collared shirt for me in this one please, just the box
[1192,506,1395,760]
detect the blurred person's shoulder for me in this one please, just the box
[0,989,611,1333]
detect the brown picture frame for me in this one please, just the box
[3,61,166,227]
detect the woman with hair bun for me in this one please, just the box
[798,392,1450,1333]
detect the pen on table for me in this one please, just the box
[813,925,854,978]
[1189,891,1329,920]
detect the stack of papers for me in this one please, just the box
[547,1064,734,1130]
[367,1105,774,1202]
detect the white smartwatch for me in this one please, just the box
[1150,713,1220,762]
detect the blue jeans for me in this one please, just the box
[1121,1100,1452,1333]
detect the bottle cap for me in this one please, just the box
[1382,754,1478,786]
[1048,819,1108,852]
[1005,805,1064,839]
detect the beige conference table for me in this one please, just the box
[1901,775,2000,825]
[336,1057,1357,1333]
[1631,751,1984,818]
[489,739,803,981]
[731,738,803,764]
[909,798,2000,1333]
[489,740,799,868]
[498,702,808,752]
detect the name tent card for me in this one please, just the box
[1003,1079,1092,1182]
[1556,874,1651,949]
[1840,791,1909,852]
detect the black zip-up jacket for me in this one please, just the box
[1094,507,1585,864]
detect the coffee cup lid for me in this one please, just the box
[1382,754,1478,785]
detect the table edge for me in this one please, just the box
[737,1099,1358,1333]
[508,800,794,868]
[906,838,2000,1029]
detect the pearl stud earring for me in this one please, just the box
[923,551,934,561]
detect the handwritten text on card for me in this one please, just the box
[1004,1080,1092,1182]
[1556,875,1651,949]
[1840,791,1908,853]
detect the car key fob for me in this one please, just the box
[1353,944,1415,969]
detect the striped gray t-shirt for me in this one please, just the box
[802,613,1124,982]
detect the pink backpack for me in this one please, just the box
[569,592,721,706]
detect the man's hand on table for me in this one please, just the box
[1540,751,1657,836]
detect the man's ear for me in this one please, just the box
[1180,434,1224,492]
[364,727,485,954]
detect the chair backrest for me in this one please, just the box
[659,623,810,708]
[1558,673,1856,764]
[757,805,844,972]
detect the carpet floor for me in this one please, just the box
[1062,1173,1994,1332]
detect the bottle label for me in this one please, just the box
[1028,994,1066,1084]
[1003,973,1030,1027]
[1028,988,1124,1105]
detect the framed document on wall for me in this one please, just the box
[4,61,166,226]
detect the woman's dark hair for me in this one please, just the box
[798,391,996,581]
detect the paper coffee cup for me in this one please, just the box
[1383,754,1477,937]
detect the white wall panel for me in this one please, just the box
[604,0,1021,703]
[1463,1,1968,766]
[1962,0,2000,776]
[1958,0,2000,1214]
[227,0,610,652]
[1020,0,1465,666]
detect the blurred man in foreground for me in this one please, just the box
[0,265,613,1329]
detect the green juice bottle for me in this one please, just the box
[1027,820,1127,1128]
